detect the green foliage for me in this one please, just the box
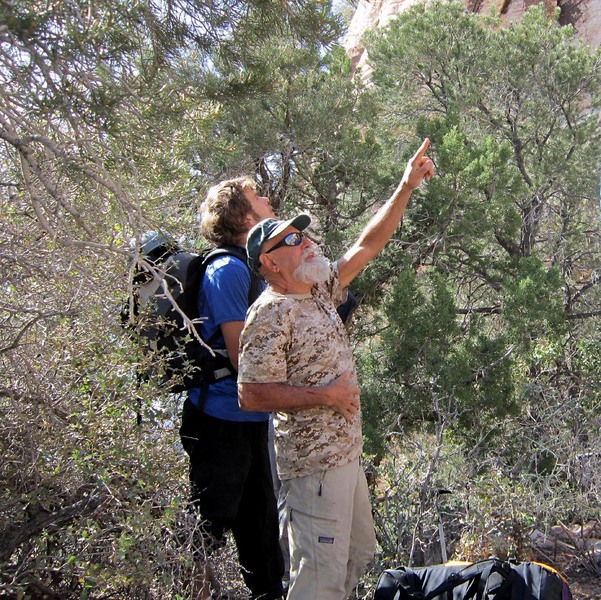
[360,265,518,461]
[358,4,600,575]
[186,34,386,233]
[359,0,600,449]
[502,257,567,346]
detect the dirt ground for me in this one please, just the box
[564,568,600,600]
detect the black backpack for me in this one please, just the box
[125,240,261,394]
[374,558,572,600]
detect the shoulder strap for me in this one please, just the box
[178,245,260,350]
[203,244,262,306]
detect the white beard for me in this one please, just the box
[292,250,331,285]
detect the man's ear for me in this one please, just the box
[245,213,258,229]
[258,253,279,274]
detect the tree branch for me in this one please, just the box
[0,490,109,563]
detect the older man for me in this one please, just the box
[237,139,434,599]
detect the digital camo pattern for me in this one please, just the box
[238,263,363,480]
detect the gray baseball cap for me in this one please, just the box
[246,213,311,273]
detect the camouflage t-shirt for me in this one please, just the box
[238,263,363,480]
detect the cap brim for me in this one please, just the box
[265,213,311,243]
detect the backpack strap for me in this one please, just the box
[180,244,259,322]
[180,244,261,386]
[204,244,261,305]
[374,568,425,600]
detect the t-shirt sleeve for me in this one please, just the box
[202,256,251,326]
[238,300,289,384]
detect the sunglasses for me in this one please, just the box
[264,231,304,254]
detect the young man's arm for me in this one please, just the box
[220,321,243,370]
[338,138,434,289]
[203,256,252,371]
[238,371,360,422]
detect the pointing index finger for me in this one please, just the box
[412,137,430,161]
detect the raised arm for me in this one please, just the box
[338,138,434,289]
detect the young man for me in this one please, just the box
[237,139,434,600]
[179,177,285,599]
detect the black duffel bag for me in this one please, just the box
[374,558,572,600]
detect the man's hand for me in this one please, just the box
[400,138,435,191]
[323,371,361,422]
[338,137,435,288]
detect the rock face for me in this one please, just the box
[344,0,425,71]
[345,0,601,73]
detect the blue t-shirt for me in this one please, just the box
[188,251,268,422]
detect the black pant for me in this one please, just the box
[179,399,284,599]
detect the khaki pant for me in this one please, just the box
[282,458,376,600]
